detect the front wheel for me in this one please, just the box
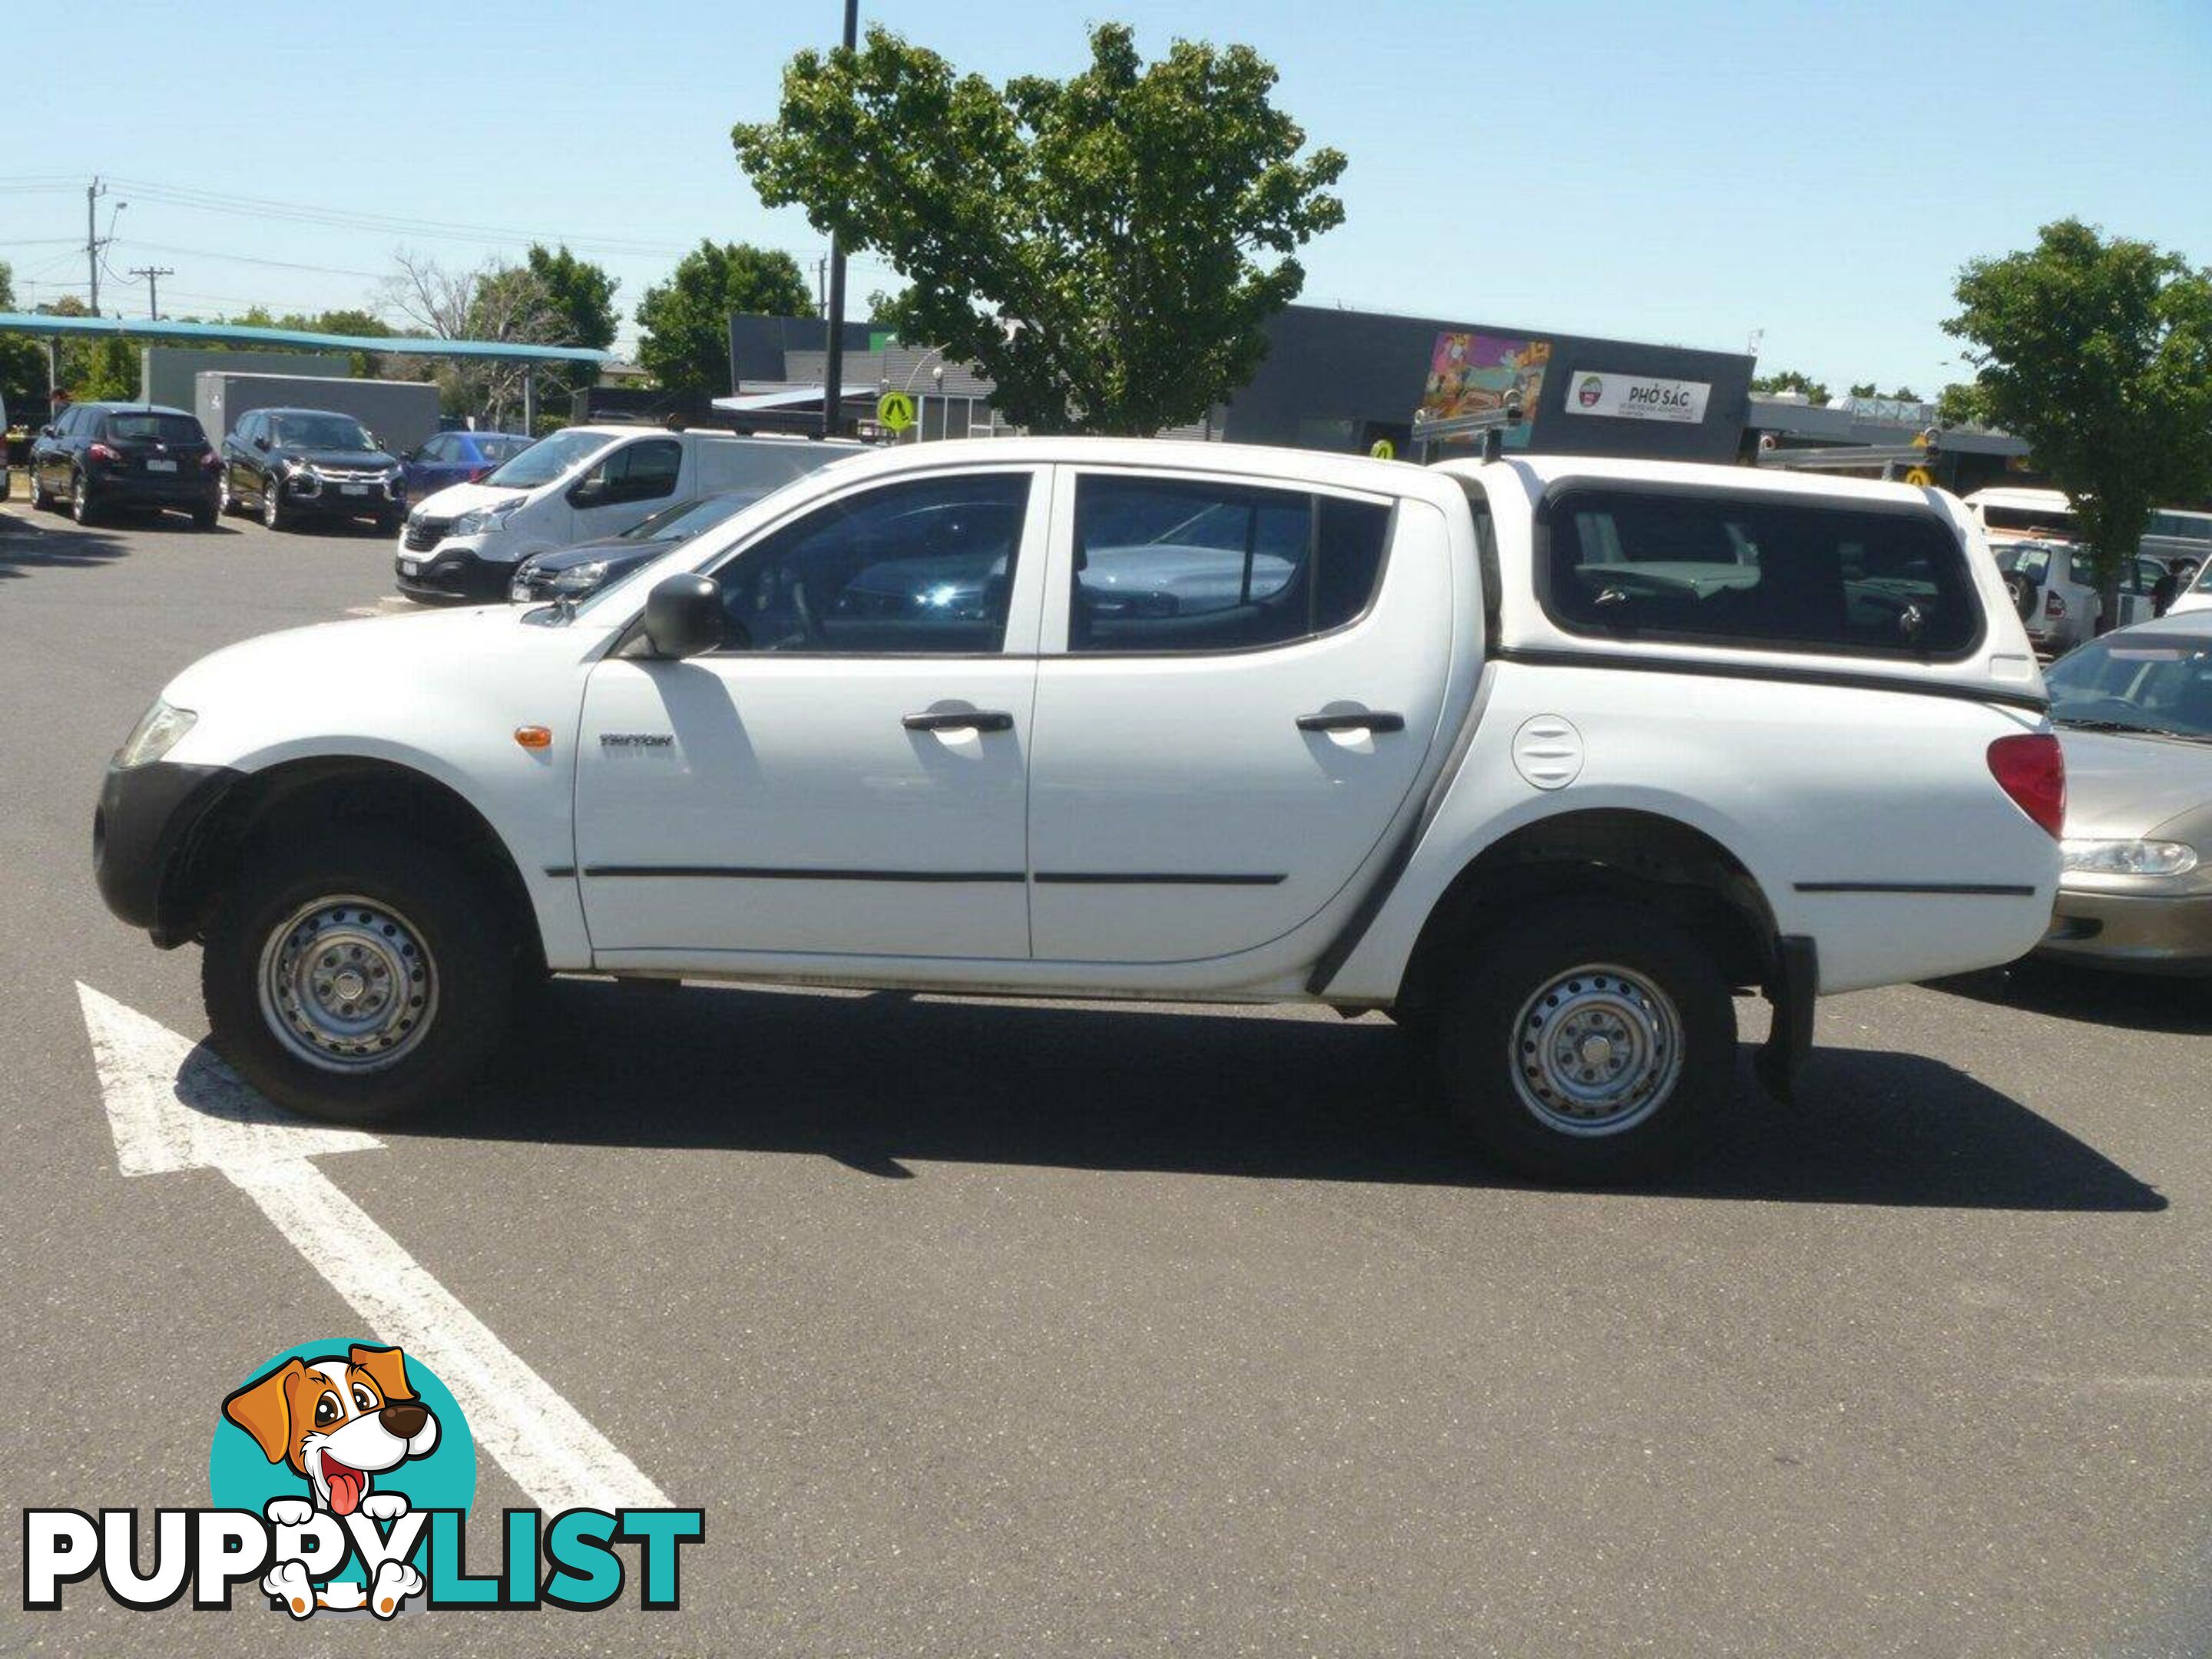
[28,465,51,510]
[201,833,513,1124]
[1432,902,1735,1183]
[261,476,286,530]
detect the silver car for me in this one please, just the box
[1996,542,2181,655]
[2037,617,2212,975]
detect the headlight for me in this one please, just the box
[548,561,610,594]
[114,700,197,769]
[280,455,310,475]
[2060,838,2200,876]
[455,501,520,536]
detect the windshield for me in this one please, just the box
[2046,633,2212,739]
[268,413,373,451]
[616,492,763,543]
[484,428,612,489]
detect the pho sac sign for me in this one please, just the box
[1565,371,1710,424]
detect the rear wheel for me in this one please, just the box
[1432,902,1735,1182]
[201,833,513,1124]
[71,471,101,525]
[191,499,219,530]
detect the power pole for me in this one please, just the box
[127,266,174,320]
[86,177,106,314]
[820,0,859,439]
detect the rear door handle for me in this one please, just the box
[903,710,1015,733]
[1296,710,1405,733]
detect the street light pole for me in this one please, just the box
[820,0,859,440]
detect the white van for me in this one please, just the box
[395,426,863,601]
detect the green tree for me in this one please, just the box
[1751,369,1831,405]
[0,262,51,417]
[1936,382,1992,428]
[733,22,1347,435]
[1948,218,2212,626]
[634,240,810,396]
[526,243,618,413]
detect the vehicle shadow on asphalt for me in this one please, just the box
[1925,960,2212,1037]
[389,979,2166,1213]
[0,516,132,576]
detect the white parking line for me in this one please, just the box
[76,982,668,1512]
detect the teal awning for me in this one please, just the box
[0,310,610,364]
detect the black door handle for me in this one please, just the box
[903,710,1015,733]
[1296,710,1405,733]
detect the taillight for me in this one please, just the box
[2044,590,2065,618]
[87,442,120,465]
[1988,733,2065,839]
[469,466,489,482]
[200,450,221,472]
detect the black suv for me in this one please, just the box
[220,408,406,532]
[26,402,221,527]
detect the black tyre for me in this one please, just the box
[70,470,102,525]
[261,475,286,530]
[1433,901,1735,1183]
[376,511,402,536]
[27,466,51,510]
[190,502,219,530]
[201,833,513,1124]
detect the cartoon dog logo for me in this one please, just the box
[222,1343,437,1617]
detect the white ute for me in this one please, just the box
[95,439,2064,1180]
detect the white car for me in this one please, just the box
[96,440,2062,1181]
[395,426,863,602]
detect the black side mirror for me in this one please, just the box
[40,424,55,438]
[253,434,270,451]
[641,574,724,659]
[568,476,607,507]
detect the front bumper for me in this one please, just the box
[2035,886,2212,976]
[395,536,512,601]
[93,760,243,943]
[282,472,404,517]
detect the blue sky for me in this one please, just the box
[4,0,2204,395]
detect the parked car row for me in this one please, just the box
[15,399,536,535]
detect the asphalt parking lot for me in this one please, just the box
[2,485,2207,1657]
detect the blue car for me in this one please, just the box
[399,430,535,502]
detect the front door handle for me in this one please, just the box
[903,710,1015,733]
[1296,710,1405,733]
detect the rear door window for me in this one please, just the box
[1541,488,1981,658]
[1068,475,1391,654]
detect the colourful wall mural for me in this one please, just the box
[1419,333,1551,449]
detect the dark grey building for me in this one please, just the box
[1223,304,1756,462]
[724,303,1758,461]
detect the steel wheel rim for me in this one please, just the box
[72,475,88,518]
[263,484,280,526]
[1510,962,1684,1137]
[218,474,231,512]
[256,895,438,1073]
